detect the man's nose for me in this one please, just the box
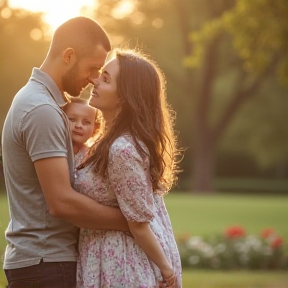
[88,71,101,84]
[89,78,100,87]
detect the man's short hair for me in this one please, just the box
[49,17,111,59]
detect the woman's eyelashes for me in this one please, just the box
[99,71,110,83]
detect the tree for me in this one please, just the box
[185,0,288,191]
[0,0,49,131]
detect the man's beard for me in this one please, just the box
[62,63,83,96]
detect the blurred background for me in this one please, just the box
[0,0,288,193]
[0,0,288,287]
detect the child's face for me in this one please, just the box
[65,102,96,147]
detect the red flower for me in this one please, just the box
[270,237,283,249]
[225,226,246,238]
[261,228,275,238]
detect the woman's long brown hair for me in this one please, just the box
[79,49,180,194]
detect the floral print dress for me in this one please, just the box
[74,135,182,288]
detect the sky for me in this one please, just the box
[8,0,97,32]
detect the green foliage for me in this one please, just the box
[216,0,288,169]
[184,19,223,68]
[183,0,288,177]
[186,0,288,80]
[222,0,288,83]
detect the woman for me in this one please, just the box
[75,49,182,288]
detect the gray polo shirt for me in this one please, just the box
[2,68,78,269]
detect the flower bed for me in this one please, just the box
[177,227,288,270]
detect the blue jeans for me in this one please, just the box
[4,260,76,288]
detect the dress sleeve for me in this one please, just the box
[108,137,155,222]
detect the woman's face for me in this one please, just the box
[89,58,120,120]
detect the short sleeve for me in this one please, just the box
[21,104,67,162]
[108,137,155,222]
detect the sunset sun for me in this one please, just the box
[8,0,97,33]
[8,0,135,34]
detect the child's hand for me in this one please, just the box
[158,274,178,288]
[159,271,178,288]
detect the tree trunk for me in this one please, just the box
[190,34,220,193]
[192,128,216,192]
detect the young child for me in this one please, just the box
[63,97,100,157]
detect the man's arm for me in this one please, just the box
[34,157,129,231]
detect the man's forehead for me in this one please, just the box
[84,46,108,67]
[92,45,108,60]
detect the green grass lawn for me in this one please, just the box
[182,270,288,288]
[1,192,288,288]
[164,192,288,243]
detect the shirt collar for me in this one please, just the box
[30,67,68,107]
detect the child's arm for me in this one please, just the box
[128,220,174,279]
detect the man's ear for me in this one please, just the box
[63,48,75,65]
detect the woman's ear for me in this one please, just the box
[117,98,125,106]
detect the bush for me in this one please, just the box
[177,227,288,270]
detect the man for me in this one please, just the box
[2,17,128,288]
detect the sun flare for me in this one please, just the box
[8,0,97,33]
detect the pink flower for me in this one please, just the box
[225,226,246,238]
[108,249,115,257]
